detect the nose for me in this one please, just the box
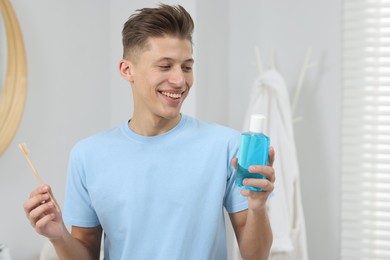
[167,67,186,86]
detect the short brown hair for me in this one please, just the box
[122,4,194,60]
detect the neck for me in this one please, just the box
[128,114,182,136]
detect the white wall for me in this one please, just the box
[195,1,229,124]
[0,0,341,259]
[0,1,110,259]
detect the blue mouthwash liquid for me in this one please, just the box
[235,114,270,192]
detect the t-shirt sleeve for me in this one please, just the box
[62,145,100,227]
[223,135,248,213]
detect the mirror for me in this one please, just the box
[0,0,27,155]
[0,15,6,92]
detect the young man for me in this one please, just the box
[24,4,275,260]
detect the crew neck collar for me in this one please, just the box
[122,114,187,143]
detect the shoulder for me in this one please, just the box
[70,123,126,158]
[183,114,240,138]
[181,115,241,152]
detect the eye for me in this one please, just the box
[158,65,171,71]
[182,65,193,72]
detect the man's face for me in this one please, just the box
[128,36,194,122]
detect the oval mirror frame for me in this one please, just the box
[0,0,27,155]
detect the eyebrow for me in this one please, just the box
[155,57,195,64]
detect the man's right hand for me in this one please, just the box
[23,185,67,240]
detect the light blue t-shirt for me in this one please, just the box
[63,115,248,260]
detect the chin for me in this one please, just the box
[165,113,181,120]
[161,110,182,120]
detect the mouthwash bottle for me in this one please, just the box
[235,114,270,192]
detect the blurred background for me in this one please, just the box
[0,0,341,259]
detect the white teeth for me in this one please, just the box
[161,91,182,99]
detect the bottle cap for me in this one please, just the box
[249,114,266,133]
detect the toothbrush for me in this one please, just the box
[18,143,60,212]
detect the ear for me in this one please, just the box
[119,59,134,83]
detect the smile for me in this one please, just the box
[161,91,182,99]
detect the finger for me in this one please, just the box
[27,185,60,213]
[24,192,50,215]
[240,189,251,197]
[28,184,49,199]
[231,157,238,169]
[243,178,274,193]
[248,165,275,183]
[35,213,56,232]
[240,188,266,197]
[42,184,61,212]
[28,201,55,226]
[268,146,275,167]
[240,188,270,198]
